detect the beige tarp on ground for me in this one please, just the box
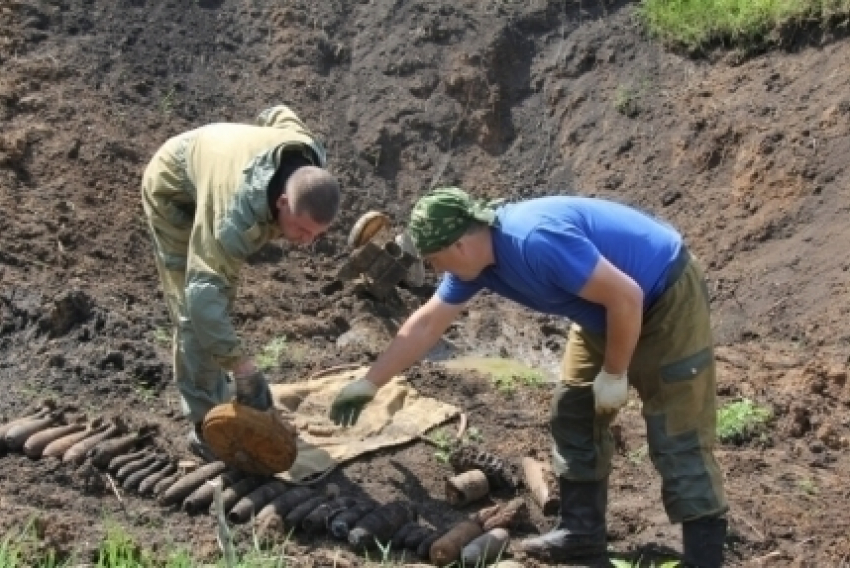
[269,366,461,484]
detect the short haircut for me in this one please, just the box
[285,166,340,224]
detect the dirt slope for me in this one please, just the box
[1,0,849,565]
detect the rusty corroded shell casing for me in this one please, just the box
[139,461,176,496]
[473,497,527,531]
[4,412,64,451]
[390,521,421,549]
[445,469,490,507]
[0,401,56,452]
[348,501,417,551]
[429,519,484,567]
[255,486,316,524]
[63,420,125,465]
[404,525,437,551]
[222,477,265,513]
[153,470,182,497]
[521,456,560,516]
[123,456,170,492]
[115,453,157,482]
[460,528,510,566]
[417,530,443,559]
[41,419,105,459]
[329,501,378,540]
[159,461,228,506]
[107,449,150,474]
[282,494,327,531]
[23,422,86,459]
[227,480,289,524]
[302,497,360,534]
[182,470,245,515]
[89,430,154,469]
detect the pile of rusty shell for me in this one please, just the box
[107,449,150,474]
[445,469,490,507]
[63,419,126,465]
[115,452,158,483]
[4,410,65,452]
[221,477,266,513]
[473,497,527,531]
[41,419,106,459]
[302,496,360,534]
[227,480,289,524]
[255,486,316,524]
[23,418,87,459]
[329,500,378,540]
[0,401,57,452]
[139,460,176,496]
[153,467,183,498]
[89,428,155,469]
[159,461,228,507]
[123,456,171,492]
[348,501,417,551]
[281,493,327,532]
[429,519,485,567]
[182,470,245,515]
[460,528,510,566]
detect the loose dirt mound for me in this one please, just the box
[1,0,849,565]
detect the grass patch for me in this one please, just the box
[716,398,772,443]
[255,336,288,372]
[151,327,171,346]
[639,0,850,51]
[442,356,546,394]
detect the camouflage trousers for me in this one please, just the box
[551,251,729,523]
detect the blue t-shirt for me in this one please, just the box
[436,196,683,333]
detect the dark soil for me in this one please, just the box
[1,0,849,566]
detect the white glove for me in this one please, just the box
[330,378,379,426]
[593,370,628,416]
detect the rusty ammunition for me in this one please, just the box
[159,461,228,507]
[4,411,64,451]
[390,521,421,549]
[348,501,417,551]
[460,528,510,565]
[106,449,150,474]
[429,519,484,566]
[227,480,289,524]
[329,501,378,540]
[23,422,85,459]
[152,468,182,497]
[283,494,327,531]
[123,456,170,492]
[302,497,360,534]
[42,419,106,459]
[63,419,125,465]
[222,477,265,513]
[255,486,316,524]
[417,530,443,559]
[89,429,154,469]
[115,453,157,482]
[182,470,245,515]
[0,401,56,452]
[404,525,436,551]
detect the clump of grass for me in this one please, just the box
[256,337,288,371]
[716,398,772,443]
[614,85,640,117]
[639,0,850,52]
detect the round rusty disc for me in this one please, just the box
[347,211,390,248]
[201,403,297,476]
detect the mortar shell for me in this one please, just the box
[23,422,85,459]
[107,449,150,474]
[390,521,421,549]
[227,480,289,524]
[63,422,123,465]
[429,519,484,567]
[182,470,245,515]
[123,457,170,492]
[302,497,360,534]
[159,461,228,507]
[417,531,443,559]
[152,468,182,497]
[115,453,156,482]
[348,501,417,551]
[445,469,490,507]
[222,477,265,513]
[4,412,64,451]
[404,526,436,551]
[42,421,107,459]
[460,528,510,565]
[329,501,377,540]
[283,494,327,531]
[255,486,316,523]
[0,404,54,452]
[90,432,150,469]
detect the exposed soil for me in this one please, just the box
[1,0,849,566]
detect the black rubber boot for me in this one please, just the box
[518,477,608,561]
[682,516,727,568]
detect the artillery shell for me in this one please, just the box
[329,501,378,540]
[182,470,245,515]
[227,480,289,524]
[390,521,421,549]
[107,449,150,474]
[23,422,85,459]
[417,531,443,559]
[256,486,316,523]
[404,526,436,551]
[42,419,106,459]
[0,401,56,451]
[159,461,228,507]
[63,421,123,465]
[429,519,484,567]
[460,528,510,565]
[116,453,157,482]
[123,457,169,492]
[152,469,182,497]
[348,501,417,551]
[302,497,360,534]
[283,495,327,531]
[445,469,490,507]
[89,432,151,469]
[222,477,265,513]
[4,412,64,451]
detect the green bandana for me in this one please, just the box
[408,187,502,255]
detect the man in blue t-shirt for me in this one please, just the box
[330,188,728,567]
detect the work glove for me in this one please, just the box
[593,369,628,417]
[329,377,378,427]
[234,370,273,411]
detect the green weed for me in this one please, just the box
[152,327,171,346]
[614,85,640,117]
[256,337,288,372]
[716,398,772,443]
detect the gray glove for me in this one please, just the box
[235,370,273,411]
